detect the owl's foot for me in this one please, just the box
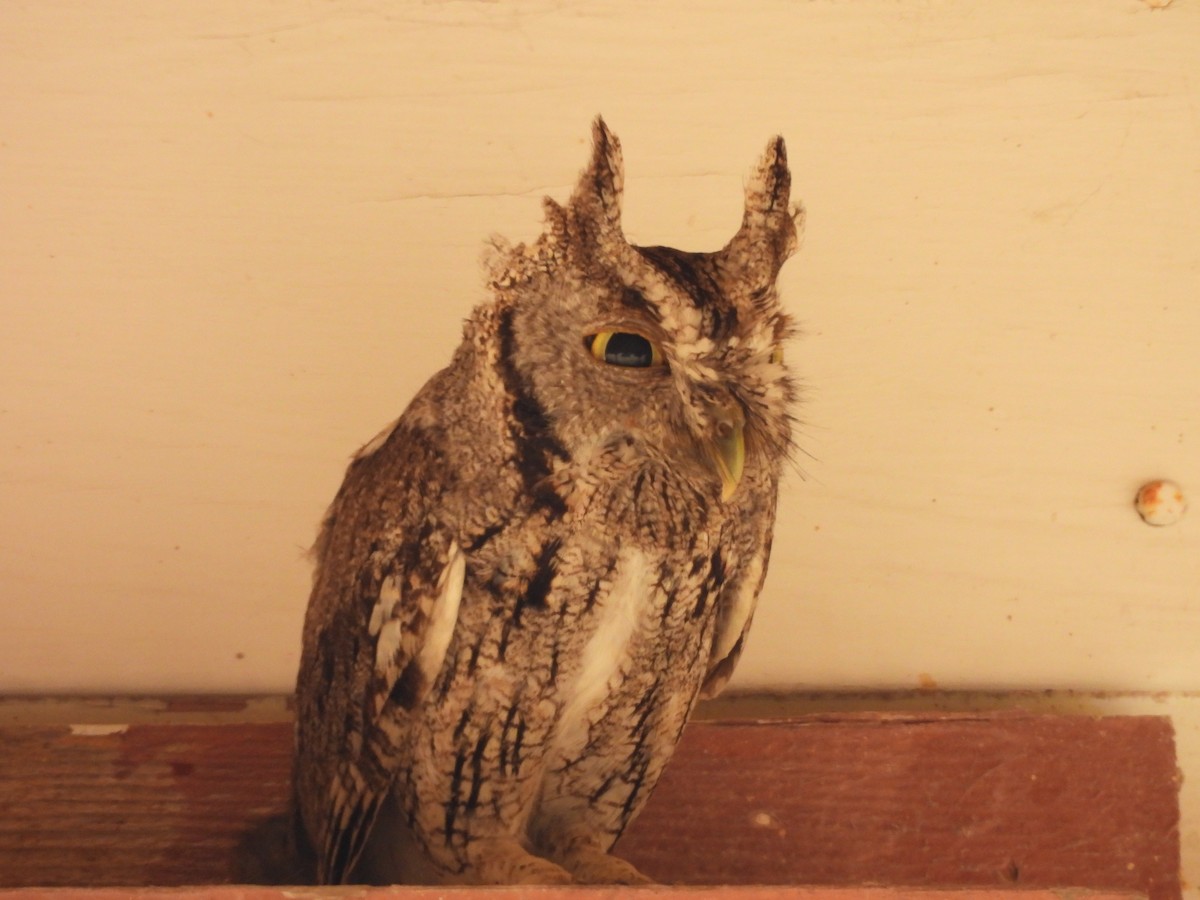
[531,822,652,884]
[463,836,574,885]
[357,801,573,885]
[555,848,653,885]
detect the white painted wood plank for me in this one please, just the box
[1,1,1197,692]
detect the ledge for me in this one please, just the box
[0,707,1181,898]
[0,888,1154,900]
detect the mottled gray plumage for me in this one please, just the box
[292,118,802,885]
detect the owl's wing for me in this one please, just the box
[698,532,773,700]
[297,422,467,884]
[314,531,465,884]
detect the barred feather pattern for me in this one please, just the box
[291,118,802,885]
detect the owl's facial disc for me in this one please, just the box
[581,314,748,501]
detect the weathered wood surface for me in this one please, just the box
[0,888,1155,900]
[0,714,1180,898]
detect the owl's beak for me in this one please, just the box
[712,420,745,502]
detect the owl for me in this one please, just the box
[292,118,802,885]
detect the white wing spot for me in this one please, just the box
[413,544,465,688]
[710,551,762,665]
[375,619,402,671]
[369,574,401,638]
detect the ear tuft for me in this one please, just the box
[718,134,801,290]
[569,116,624,233]
[747,136,791,219]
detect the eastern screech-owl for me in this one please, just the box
[293,118,802,885]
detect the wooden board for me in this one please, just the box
[0,713,1179,897]
[0,888,1154,900]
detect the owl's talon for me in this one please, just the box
[460,837,575,885]
[532,826,653,886]
[555,849,653,885]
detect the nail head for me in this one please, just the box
[1134,479,1186,526]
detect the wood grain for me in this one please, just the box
[0,888,1155,900]
[0,714,1179,898]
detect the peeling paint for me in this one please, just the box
[69,723,129,736]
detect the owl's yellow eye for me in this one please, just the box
[770,345,784,365]
[586,331,664,368]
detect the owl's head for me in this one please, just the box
[486,118,801,504]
